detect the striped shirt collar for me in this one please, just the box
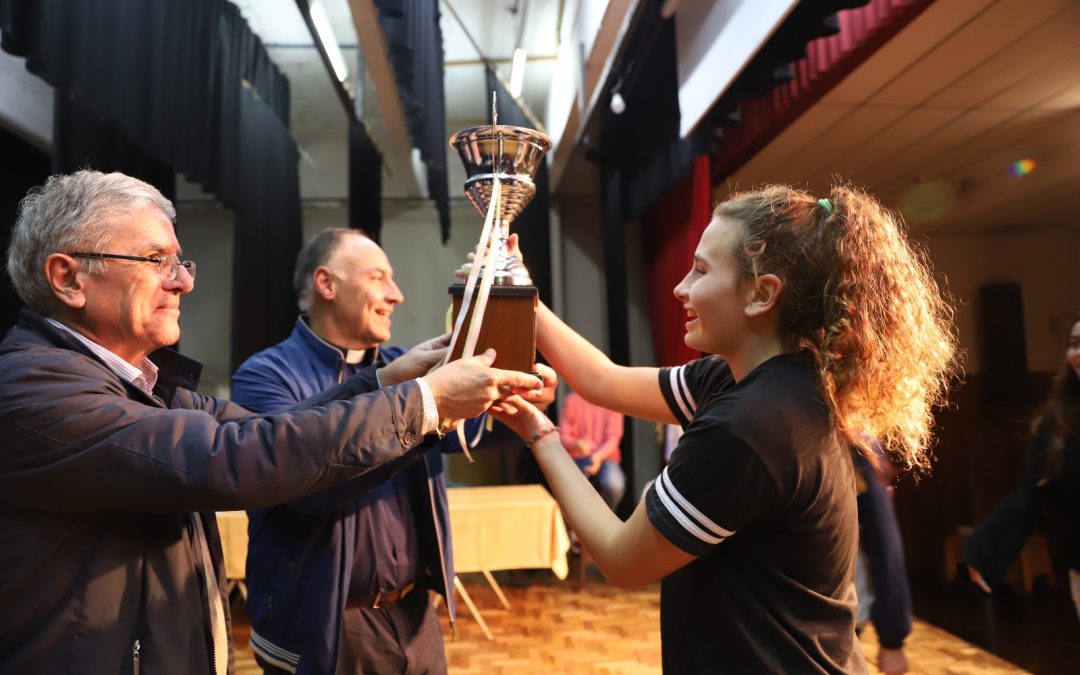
[45,317,160,397]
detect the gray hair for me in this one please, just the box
[293,227,369,312]
[5,170,176,314]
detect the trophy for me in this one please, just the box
[446,123,552,373]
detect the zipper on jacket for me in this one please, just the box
[188,516,220,675]
[131,640,140,675]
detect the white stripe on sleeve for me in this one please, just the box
[668,366,696,422]
[655,468,731,545]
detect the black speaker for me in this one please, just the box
[977,282,1029,407]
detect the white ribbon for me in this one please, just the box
[442,177,503,460]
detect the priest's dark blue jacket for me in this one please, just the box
[232,317,510,673]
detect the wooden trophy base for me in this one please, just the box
[449,284,537,373]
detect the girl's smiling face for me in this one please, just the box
[673,216,752,357]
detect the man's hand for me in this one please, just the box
[584,454,603,476]
[877,647,909,675]
[378,334,450,386]
[424,349,542,421]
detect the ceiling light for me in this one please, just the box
[510,48,526,97]
[309,0,349,83]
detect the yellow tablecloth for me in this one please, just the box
[215,484,570,582]
[448,484,570,579]
[215,511,249,581]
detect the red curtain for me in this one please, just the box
[643,154,713,368]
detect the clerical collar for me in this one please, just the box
[298,315,378,366]
[342,347,367,364]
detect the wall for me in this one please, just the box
[891,226,1080,582]
[0,51,52,147]
[174,201,234,397]
[926,228,1080,375]
[555,196,663,502]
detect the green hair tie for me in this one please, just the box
[817,198,834,215]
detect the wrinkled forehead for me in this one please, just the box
[101,206,179,252]
[330,233,392,273]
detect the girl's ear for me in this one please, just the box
[744,273,782,318]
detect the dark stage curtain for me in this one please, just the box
[597,1,711,223]
[349,121,383,242]
[0,127,50,333]
[53,91,176,201]
[0,0,290,204]
[1,0,303,370]
[375,0,451,242]
[597,0,871,221]
[232,87,302,369]
[484,70,553,308]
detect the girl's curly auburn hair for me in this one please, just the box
[716,184,959,474]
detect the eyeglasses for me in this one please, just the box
[69,252,196,280]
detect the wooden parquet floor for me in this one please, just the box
[231,575,1030,674]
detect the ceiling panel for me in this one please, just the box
[843,106,963,181]
[731,0,1080,236]
[914,133,1080,233]
[750,104,909,186]
[862,107,1014,189]
[872,0,1068,107]
[1037,76,1080,111]
[926,2,1080,109]
[986,46,1080,110]
[735,104,849,181]
[821,0,988,105]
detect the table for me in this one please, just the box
[215,511,249,598]
[447,484,570,639]
[214,486,571,640]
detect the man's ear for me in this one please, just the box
[744,273,782,318]
[312,267,337,301]
[44,253,87,309]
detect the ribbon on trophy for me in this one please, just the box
[439,95,505,460]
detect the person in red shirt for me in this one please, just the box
[560,390,626,511]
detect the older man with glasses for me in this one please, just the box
[0,170,546,674]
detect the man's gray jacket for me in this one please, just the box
[0,308,432,674]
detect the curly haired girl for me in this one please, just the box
[491,184,958,674]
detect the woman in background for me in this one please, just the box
[964,312,1080,619]
[491,185,957,673]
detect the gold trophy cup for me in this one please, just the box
[447,124,552,373]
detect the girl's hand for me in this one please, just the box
[519,363,557,411]
[488,394,553,443]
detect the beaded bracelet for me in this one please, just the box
[525,426,559,448]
